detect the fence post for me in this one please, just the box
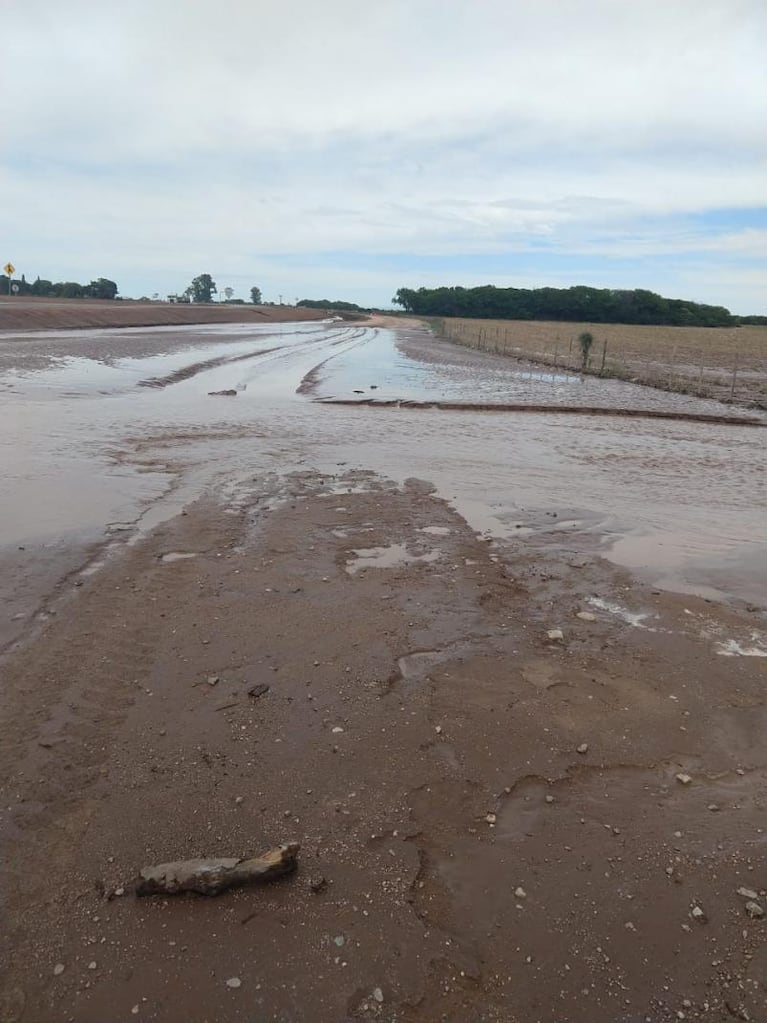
[600,339,608,376]
[730,350,739,401]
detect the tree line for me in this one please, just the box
[1,273,119,300]
[392,285,739,327]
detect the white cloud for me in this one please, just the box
[2,0,766,310]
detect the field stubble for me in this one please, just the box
[438,317,767,408]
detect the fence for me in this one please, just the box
[435,318,767,409]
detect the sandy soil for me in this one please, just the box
[1,317,766,1023]
[0,297,326,333]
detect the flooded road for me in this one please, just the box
[1,318,765,651]
[3,316,767,1023]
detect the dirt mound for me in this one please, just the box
[0,297,326,332]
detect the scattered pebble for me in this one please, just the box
[546,629,564,642]
[707,803,720,812]
[576,612,596,622]
[435,725,443,734]
[675,773,692,785]
[88,961,97,971]
[746,901,764,919]
[576,743,589,755]
[334,935,345,947]
[373,987,384,1003]
[691,905,707,922]
[545,795,555,804]
[114,886,125,897]
[207,675,220,686]
[485,813,497,825]
[53,963,65,976]
[235,796,244,805]
[332,726,344,734]
[226,977,242,989]
[514,887,527,899]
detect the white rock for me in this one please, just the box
[226,977,242,989]
[514,887,527,898]
[547,629,564,642]
[691,905,707,922]
[576,743,589,755]
[576,612,597,622]
[373,987,384,1003]
[746,901,764,919]
[675,773,692,785]
[88,961,97,971]
[485,812,497,824]
[545,795,555,804]
[207,675,220,686]
[332,726,344,734]
[737,887,759,900]
[53,963,65,976]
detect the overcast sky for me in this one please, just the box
[2,0,766,311]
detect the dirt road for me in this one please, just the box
[1,319,766,1023]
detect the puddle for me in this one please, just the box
[161,551,198,563]
[397,650,444,679]
[717,638,767,658]
[587,596,653,629]
[345,544,442,574]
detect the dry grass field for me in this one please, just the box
[437,317,767,408]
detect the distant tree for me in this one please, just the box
[84,277,118,300]
[30,278,53,296]
[250,285,262,305]
[577,331,594,370]
[185,274,217,303]
[57,282,85,298]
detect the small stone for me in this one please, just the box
[131,1007,139,1016]
[547,629,564,642]
[737,887,759,900]
[514,887,527,899]
[114,886,125,896]
[485,813,497,824]
[53,963,65,976]
[576,743,589,755]
[435,725,442,734]
[675,773,692,785]
[234,796,244,805]
[691,905,707,922]
[707,803,719,812]
[207,675,219,686]
[332,726,344,734]
[745,901,764,919]
[373,987,384,1003]
[545,795,555,804]
[334,935,345,947]
[226,977,242,989]
[88,961,97,971]
[576,612,597,622]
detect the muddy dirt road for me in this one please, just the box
[1,319,766,1023]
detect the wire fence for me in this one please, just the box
[436,318,767,409]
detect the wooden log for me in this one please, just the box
[135,843,300,897]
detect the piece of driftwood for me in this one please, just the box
[135,843,299,897]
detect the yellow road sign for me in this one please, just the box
[3,263,15,276]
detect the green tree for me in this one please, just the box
[85,277,118,300]
[250,285,262,304]
[577,331,594,370]
[185,273,217,303]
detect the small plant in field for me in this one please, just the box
[577,331,594,370]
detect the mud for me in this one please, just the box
[1,317,766,1022]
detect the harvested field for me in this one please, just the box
[0,296,326,332]
[437,317,767,408]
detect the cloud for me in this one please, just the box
[2,0,766,310]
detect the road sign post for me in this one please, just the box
[4,263,15,296]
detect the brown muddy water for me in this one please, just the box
[1,319,765,650]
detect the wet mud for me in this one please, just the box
[1,318,766,1022]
